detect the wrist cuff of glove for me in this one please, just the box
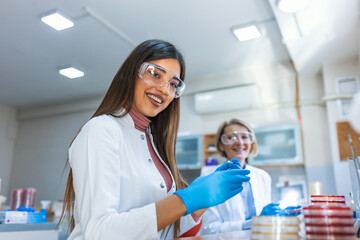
[174,189,192,215]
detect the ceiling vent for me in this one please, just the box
[194,84,262,114]
[336,76,359,117]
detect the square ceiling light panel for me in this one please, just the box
[59,67,84,79]
[233,25,261,41]
[41,10,74,31]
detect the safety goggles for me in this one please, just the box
[138,62,185,98]
[221,131,254,145]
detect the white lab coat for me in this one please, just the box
[200,164,271,234]
[68,113,200,240]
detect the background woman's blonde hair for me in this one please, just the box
[215,118,258,162]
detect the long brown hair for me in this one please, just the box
[59,39,188,238]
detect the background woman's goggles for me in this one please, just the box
[138,62,185,98]
[221,131,254,145]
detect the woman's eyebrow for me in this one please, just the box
[153,64,166,74]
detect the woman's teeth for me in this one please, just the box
[148,94,162,103]
[233,148,245,152]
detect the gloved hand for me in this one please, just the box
[215,158,241,172]
[280,205,302,216]
[174,169,250,215]
[260,203,281,216]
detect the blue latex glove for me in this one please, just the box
[280,205,302,216]
[215,158,241,172]
[260,203,282,216]
[175,169,250,215]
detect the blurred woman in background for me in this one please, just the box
[201,118,279,234]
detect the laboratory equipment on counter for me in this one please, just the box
[348,134,360,237]
[310,195,346,206]
[309,181,323,195]
[10,188,37,210]
[276,176,307,207]
[303,205,356,239]
[251,215,301,239]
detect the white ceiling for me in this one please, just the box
[0,0,358,109]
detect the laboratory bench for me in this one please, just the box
[0,222,58,240]
[175,230,251,239]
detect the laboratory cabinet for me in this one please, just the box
[249,124,303,166]
[176,134,202,170]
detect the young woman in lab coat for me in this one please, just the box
[59,40,250,240]
[200,118,279,234]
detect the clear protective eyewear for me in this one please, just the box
[221,131,254,145]
[138,62,185,98]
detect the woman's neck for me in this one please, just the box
[129,108,151,132]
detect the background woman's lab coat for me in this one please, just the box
[200,164,271,234]
[68,113,200,240]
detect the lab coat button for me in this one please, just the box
[160,183,165,188]
[148,159,152,163]
[141,134,145,140]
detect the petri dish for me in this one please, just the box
[304,216,353,226]
[302,205,353,217]
[310,195,345,201]
[305,225,356,234]
[251,232,300,240]
[310,200,346,206]
[252,216,300,225]
[252,225,299,233]
[305,233,356,240]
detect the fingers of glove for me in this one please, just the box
[267,202,280,207]
[261,203,282,216]
[284,205,302,211]
[225,174,251,184]
[228,158,241,166]
[224,169,250,176]
[261,209,282,216]
[264,203,280,209]
[224,177,252,192]
[215,162,233,171]
[215,161,241,172]
[229,185,244,197]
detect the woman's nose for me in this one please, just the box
[156,82,170,96]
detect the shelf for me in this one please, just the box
[205,149,217,154]
[177,150,198,155]
[202,133,217,166]
[255,163,304,168]
[179,168,201,171]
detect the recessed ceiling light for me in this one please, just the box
[233,25,261,42]
[276,0,309,13]
[41,10,74,31]
[59,67,84,79]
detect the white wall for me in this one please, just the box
[0,104,17,198]
[179,62,298,134]
[180,62,335,196]
[299,75,336,194]
[8,98,102,205]
[322,57,360,199]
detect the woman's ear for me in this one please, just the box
[219,143,225,152]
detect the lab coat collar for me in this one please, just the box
[112,108,136,128]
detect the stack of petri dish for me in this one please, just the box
[303,205,356,239]
[251,216,301,240]
[310,195,346,206]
